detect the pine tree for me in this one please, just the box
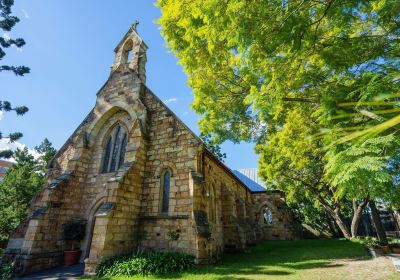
[0,0,30,158]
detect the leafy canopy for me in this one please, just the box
[157,0,400,236]
[157,0,399,144]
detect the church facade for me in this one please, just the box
[6,24,298,276]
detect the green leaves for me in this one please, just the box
[325,134,400,201]
[200,133,226,161]
[0,148,44,241]
[0,1,30,159]
[96,252,195,277]
[158,0,400,236]
[0,140,57,241]
[0,0,30,75]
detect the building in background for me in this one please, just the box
[236,169,267,190]
[0,160,13,182]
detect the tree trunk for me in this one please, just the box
[314,193,351,239]
[351,196,369,238]
[332,211,351,239]
[369,200,388,245]
[393,210,400,232]
[321,202,351,238]
[308,184,352,238]
[326,213,340,237]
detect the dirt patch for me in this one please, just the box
[304,256,397,280]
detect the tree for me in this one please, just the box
[157,0,400,238]
[325,134,400,237]
[369,200,388,245]
[0,139,56,241]
[257,107,352,238]
[0,148,43,241]
[35,138,57,173]
[0,0,29,76]
[157,0,399,142]
[200,133,226,161]
[0,0,30,158]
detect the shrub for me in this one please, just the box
[62,220,86,250]
[358,237,381,248]
[96,252,195,277]
[0,263,14,280]
[389,239,400,248]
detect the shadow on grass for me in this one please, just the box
[92,238,369,279]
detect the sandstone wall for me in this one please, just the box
[198,153,254,260]
[252,192,300,240]
[138,88,202,256]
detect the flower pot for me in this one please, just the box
[64,250,81,266]
[391,247,400,254]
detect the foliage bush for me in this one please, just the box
[62,220,86,250]
[96,252,195,277]
[356,237,381,248]
[0,262,14,280]
[389,239,400,248]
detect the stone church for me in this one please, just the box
[6,23,298,276]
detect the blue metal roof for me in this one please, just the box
[232,170,267,192]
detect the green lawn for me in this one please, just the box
[83,239,397,280]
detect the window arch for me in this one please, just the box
[121,40,133,64]
[101,124,128,173]
[208,184,216,222]
[262,207,273,225]
[160,170,171,213]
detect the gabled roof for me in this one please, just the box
[232,170,267,192]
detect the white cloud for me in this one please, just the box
[0,111,3,121]
[182,111,189,116]
[21,9,29,19]
[0,139,40,162]
[164,98,177,104]
[3,32,10,41]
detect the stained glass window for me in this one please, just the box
[161,170,171,213]
[109,126,121,172]
[263,207,273,225]
[101,125,127,173]
[101,136,113,173]
[118,133,127,169]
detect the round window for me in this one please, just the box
[263,208,273,225]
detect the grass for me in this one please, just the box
[82,239,398,280]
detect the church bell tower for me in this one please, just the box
[112,20,148,83]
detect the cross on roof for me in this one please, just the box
[132,20,139,31]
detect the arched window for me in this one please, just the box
[101,125,127,173]
[160,170,171,213]
[262,207,273,225]
[209,184,216,222]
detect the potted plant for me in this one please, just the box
[363,237,384,257]
[390,243,400,254]
[62,220,86,266]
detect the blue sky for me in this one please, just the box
[1,1,259,170]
